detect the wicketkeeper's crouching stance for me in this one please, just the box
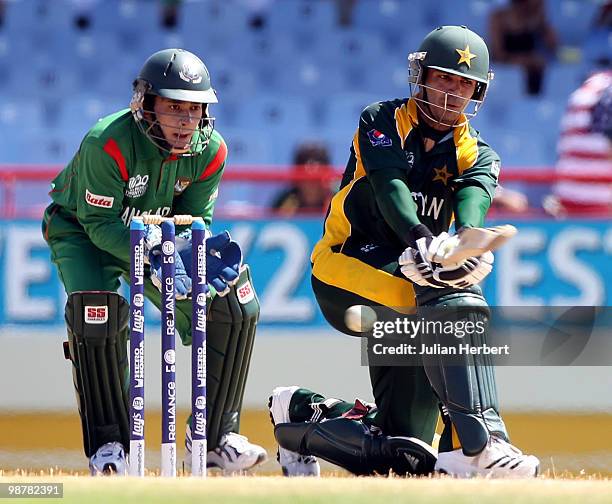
[42,48,266,475]
[270,26,539,478]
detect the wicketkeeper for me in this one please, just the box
[42,49,266,475]
[270,26,539,478]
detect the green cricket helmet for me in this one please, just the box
[130,48,218,156]
[408,25,494,126]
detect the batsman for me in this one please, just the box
[42,49,266,475]
[270,26,539,478]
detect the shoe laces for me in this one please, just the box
[222,433,251,452]
[490,436,523,456]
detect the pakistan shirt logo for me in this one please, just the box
[125,174,149,198]
[367,129,392,147]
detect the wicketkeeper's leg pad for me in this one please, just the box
[274,417,437,476]
[416,285,508,455]
[205,265,259,449]
[63,291,130,457]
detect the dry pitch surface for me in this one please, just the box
[1,475,612,504]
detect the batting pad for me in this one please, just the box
[64,291,130,457]
[417,285,509,455]
[205,265,259,449]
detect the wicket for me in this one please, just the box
[128,215,207,477]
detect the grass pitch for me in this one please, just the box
[1,476,612,504]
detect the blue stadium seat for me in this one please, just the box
[2,125,84,165]
[267,0,336,40]
[205,58,257,102]
[323,92,379,138]
[352,0,427,35]
[218,128,272,165]
[487,64,525,103]
[544,63,585,103]
[238,95,314,162]
[274,60,347,97]
[433,0,494,39]
[181,0,249,39]
[546,0,599,46]
[307,31,386,65]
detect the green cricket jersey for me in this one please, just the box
[312,98,500,261]
[48,109,227,263]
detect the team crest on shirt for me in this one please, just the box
[367,129,392,147]
[174,177,191,195]
[125,174,149,198]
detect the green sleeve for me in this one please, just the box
[452,141,500,228]
[369,168,422,246]
[75,141,130,263]
[173,163,225,229]
[453,185,491,228]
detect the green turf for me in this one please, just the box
[2,476,612,504]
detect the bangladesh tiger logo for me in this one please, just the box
[179,63,203,84]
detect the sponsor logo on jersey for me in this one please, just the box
[174,177,191,195]
[411,192,445,220]
[126,174,149,198]
[85,306,108,324]
[360,243,379,253]
[179,62,203,84]
[405,151,415,168]
[367,129,392,147]
[490,160,500,178]
[85,189,114,208]
[237,280,255,304]
[121,206,171,225]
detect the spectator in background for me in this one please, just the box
[242,0,273,30]
[72,0,95,30]
[161,0,181,30]
[592,0,612,28]
[545,33,612,217]
[335,0,357,27]
[492,185,529,213]
[0,1,6,28]
[272,142,335,216]
[489,0,557,95]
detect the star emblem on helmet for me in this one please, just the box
[432,165,452,186]
[456,44,477,68]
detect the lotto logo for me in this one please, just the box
[85,306,108,324]
[237,281,254,304]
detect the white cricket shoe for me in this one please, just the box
[185,423,267,473]
[435,435,539,478]
[89,441,128,476]
[269,386,321,477]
